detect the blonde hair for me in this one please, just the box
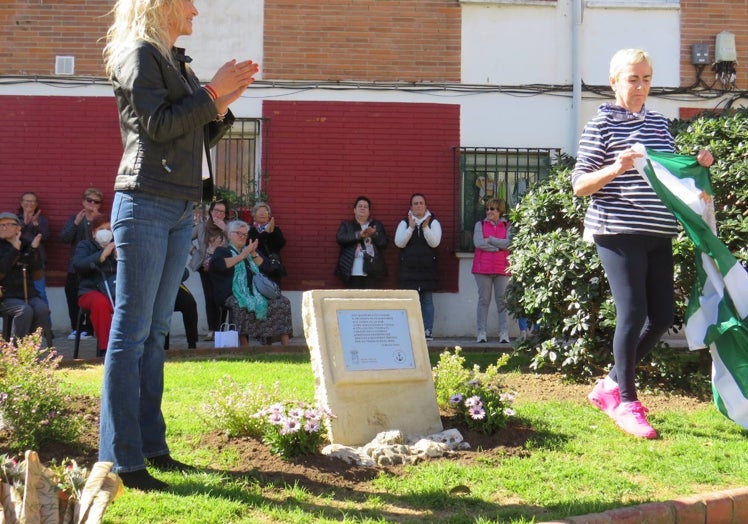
[103,0,179,78]
[252,202,271,216]
[609,49,653,81]
[485,198,506,215]
[83,187,104,201]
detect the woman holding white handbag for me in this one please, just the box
[209,220,292,347]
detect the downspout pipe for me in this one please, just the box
[571,0,582,156]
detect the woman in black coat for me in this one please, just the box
[335,196,388,289]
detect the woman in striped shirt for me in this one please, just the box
[572,48,713,439]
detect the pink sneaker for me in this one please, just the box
[588,380,620,417]
[613,401,657,439]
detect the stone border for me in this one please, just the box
[538,487,748,523]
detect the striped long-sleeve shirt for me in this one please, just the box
[571,103,677,239]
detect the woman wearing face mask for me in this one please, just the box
[73,213,117,356]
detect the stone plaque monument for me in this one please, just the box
[303,289,443,446]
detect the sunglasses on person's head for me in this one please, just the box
[85,197,102,204]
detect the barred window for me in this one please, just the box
[455,147,560,251]
[211,119,265,216]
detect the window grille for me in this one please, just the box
[454,147,560,251]
[211,119,265,217]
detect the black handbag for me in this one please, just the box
[363,250,387,278]
[265,252,287,277]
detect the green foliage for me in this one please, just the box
[202,377,332,460]
[433,348,515,435]
[506,110,748,392]
[254,401,334,460]
[0,331,82,452]
[504,165,615,379]
[200,377,282,438]
[432,348,473,406]
[48,458,89,500]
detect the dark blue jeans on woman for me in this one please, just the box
[594,234,674,404]
[98,191,193,473]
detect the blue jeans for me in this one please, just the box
[33,276,48,304]
[474,273,509,335]
[98,191,193,473]
[419,290,434,333]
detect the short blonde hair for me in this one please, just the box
[83,187,104,201]
[252,202,271,216]
[485,198,506,215]
[609,49,653,81]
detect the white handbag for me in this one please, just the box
[214,322,239,348]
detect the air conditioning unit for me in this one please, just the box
[55,55,75,75]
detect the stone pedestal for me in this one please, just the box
[303,289,443,446]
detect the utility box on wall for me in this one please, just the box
[691,43,709,65]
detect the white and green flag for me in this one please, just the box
[632,144,748,428]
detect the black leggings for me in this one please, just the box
[595,234,674,403]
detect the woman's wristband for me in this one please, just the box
[203,84,218,100]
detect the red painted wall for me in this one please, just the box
[1,96,461,293]
[262,100,461,292]
[0,96,122,285]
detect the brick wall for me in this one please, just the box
[0,96,122,285]
[262,100,461,292]
[263,0,461,82]
[1,0,462,82]
[1,0,743,90]
[0,97,461,293]
[0,1,112,76]
[680,0,748,90]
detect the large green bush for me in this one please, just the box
[507,108,748,395]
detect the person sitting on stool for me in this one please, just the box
[0,211,52,344]
[73,214,117,356]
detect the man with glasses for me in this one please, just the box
[0,211,52,343]
[60,188,104,340]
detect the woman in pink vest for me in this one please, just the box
[471,198,513,343]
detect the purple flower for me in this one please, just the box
[504,408,516,417]
[465,395,482,408]
[288,408,304,419]
[281,418,301,435]
[469,406,486,420]
[267,403,284,414]
[267,412,285,425]
[449,394,464,405]
[305,421,321,433]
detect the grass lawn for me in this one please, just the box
[57,352,748,523]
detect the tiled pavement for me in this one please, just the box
[50,332,512,361]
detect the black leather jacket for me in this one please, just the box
[334,218,388,282]
[111,42,234,202]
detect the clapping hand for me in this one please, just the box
[31,233,42,249]
[242,238,259,259]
